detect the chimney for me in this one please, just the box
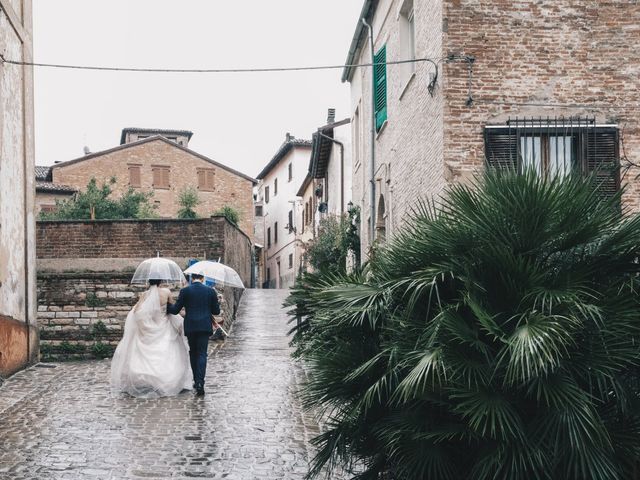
[83,146,91,155]
[286,132,294,142]
[327,108,336,124]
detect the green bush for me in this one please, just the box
[287,170,640,480]
[214,205,240,225]
[177,187,200,219]
[39,177,156,220]
[91,341,113,359]
[91,320,108,338]
[85,293,106,308]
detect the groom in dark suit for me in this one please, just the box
[167,274,220,396]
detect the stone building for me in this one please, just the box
[0,0,38,377]
[34,165,76,215]
[255,134,312,288]
[344,0,640,259]
[43,128,257,238]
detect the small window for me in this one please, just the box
[197,168,216,191]
[288,163,293,182]
[274,222,278,243]
[152,166,170,189]
[267,227,272,248]
[255,205,263,217]
[399,0,416,85]
[374,45,388,131]
[288,210,294,233]
[274,178,278,196]
[267,268,271,281]
[289,253,293,269]
[128,165,141,188]
[40,204,57,213]
[265,186,270,203]
[353,106,361,167]
[301,211,305,234]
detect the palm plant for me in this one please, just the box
[287,170,640,480]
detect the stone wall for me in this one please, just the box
[37,272,234,361]
[0,0,37,378]
[36,217,252,360]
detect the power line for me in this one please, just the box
[0,52,441,74]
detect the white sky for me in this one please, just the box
[32,0,363,178]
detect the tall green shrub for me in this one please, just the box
[214,205,240,225]
[177,187,200,219]
[287,170,640,480]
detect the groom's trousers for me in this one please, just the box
[187,333,209,389]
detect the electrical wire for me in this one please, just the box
[0,52,442,74]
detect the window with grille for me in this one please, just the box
[152,166,171,189]
[128,165,141,188]
[197,168,216,191]
[484,117,620,199]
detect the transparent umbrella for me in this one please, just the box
[131,257,187,285]
[184,261,245,289]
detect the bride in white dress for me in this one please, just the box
[110,280,192,397]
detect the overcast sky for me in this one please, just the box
[32,0,363,178]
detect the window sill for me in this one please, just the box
[376,120,389,140]
[153,186,170,190]
[399,72,416,101]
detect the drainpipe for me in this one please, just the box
[317,131,345,214]
[361,18,376,243]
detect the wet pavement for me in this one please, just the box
[0,289,338,480]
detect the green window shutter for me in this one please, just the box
[373,45,387,131]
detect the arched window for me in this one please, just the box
[376,195,386,243]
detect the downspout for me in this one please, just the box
[317,131,345,214]
[361,18,376,243]
[21,24,31,363]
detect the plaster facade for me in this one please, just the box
[0,0,37,377]
[256,136,312,289]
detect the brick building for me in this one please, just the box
[344,0,640,259]
[255,134,312,288]
[39,128,257,238]
[0,0,38,377]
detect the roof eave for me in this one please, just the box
[341,0,376,83]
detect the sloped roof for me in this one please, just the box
[309,118,350,179]
[35,181,77,193]
[120,127,194,145]
[256,138,312,180]
[52,135,257,184]
[35,165,52,181]
[296,173,313,197]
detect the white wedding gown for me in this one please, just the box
[110,286,192,398]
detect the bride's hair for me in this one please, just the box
[148,279,162,286]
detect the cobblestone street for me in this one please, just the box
[0,290,333,480]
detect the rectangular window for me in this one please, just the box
[265,186,270,203]
[274,222,278,243]
[128,165,141,188]
[274,178,278,196]
[288,163,293,182]
[267,268,271,281]
[152,166,170,189]
[255,205,263,217]
[289,253,293,269]
[197,168,216,191]
[353,106,361,167]
[288,210,294,233]
[374,45,388,131]
[267,227,271,248]
[40,204,57,213]
[399,1,416,86]
[301,211,305,234]
[484,117,620,200]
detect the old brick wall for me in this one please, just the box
[36,217,252,359]
[442,0,640,209]
[51,138,256,238]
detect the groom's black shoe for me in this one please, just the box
[195,387,205,396]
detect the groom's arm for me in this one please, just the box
[167,288,185,315]
[210,289,221,316]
